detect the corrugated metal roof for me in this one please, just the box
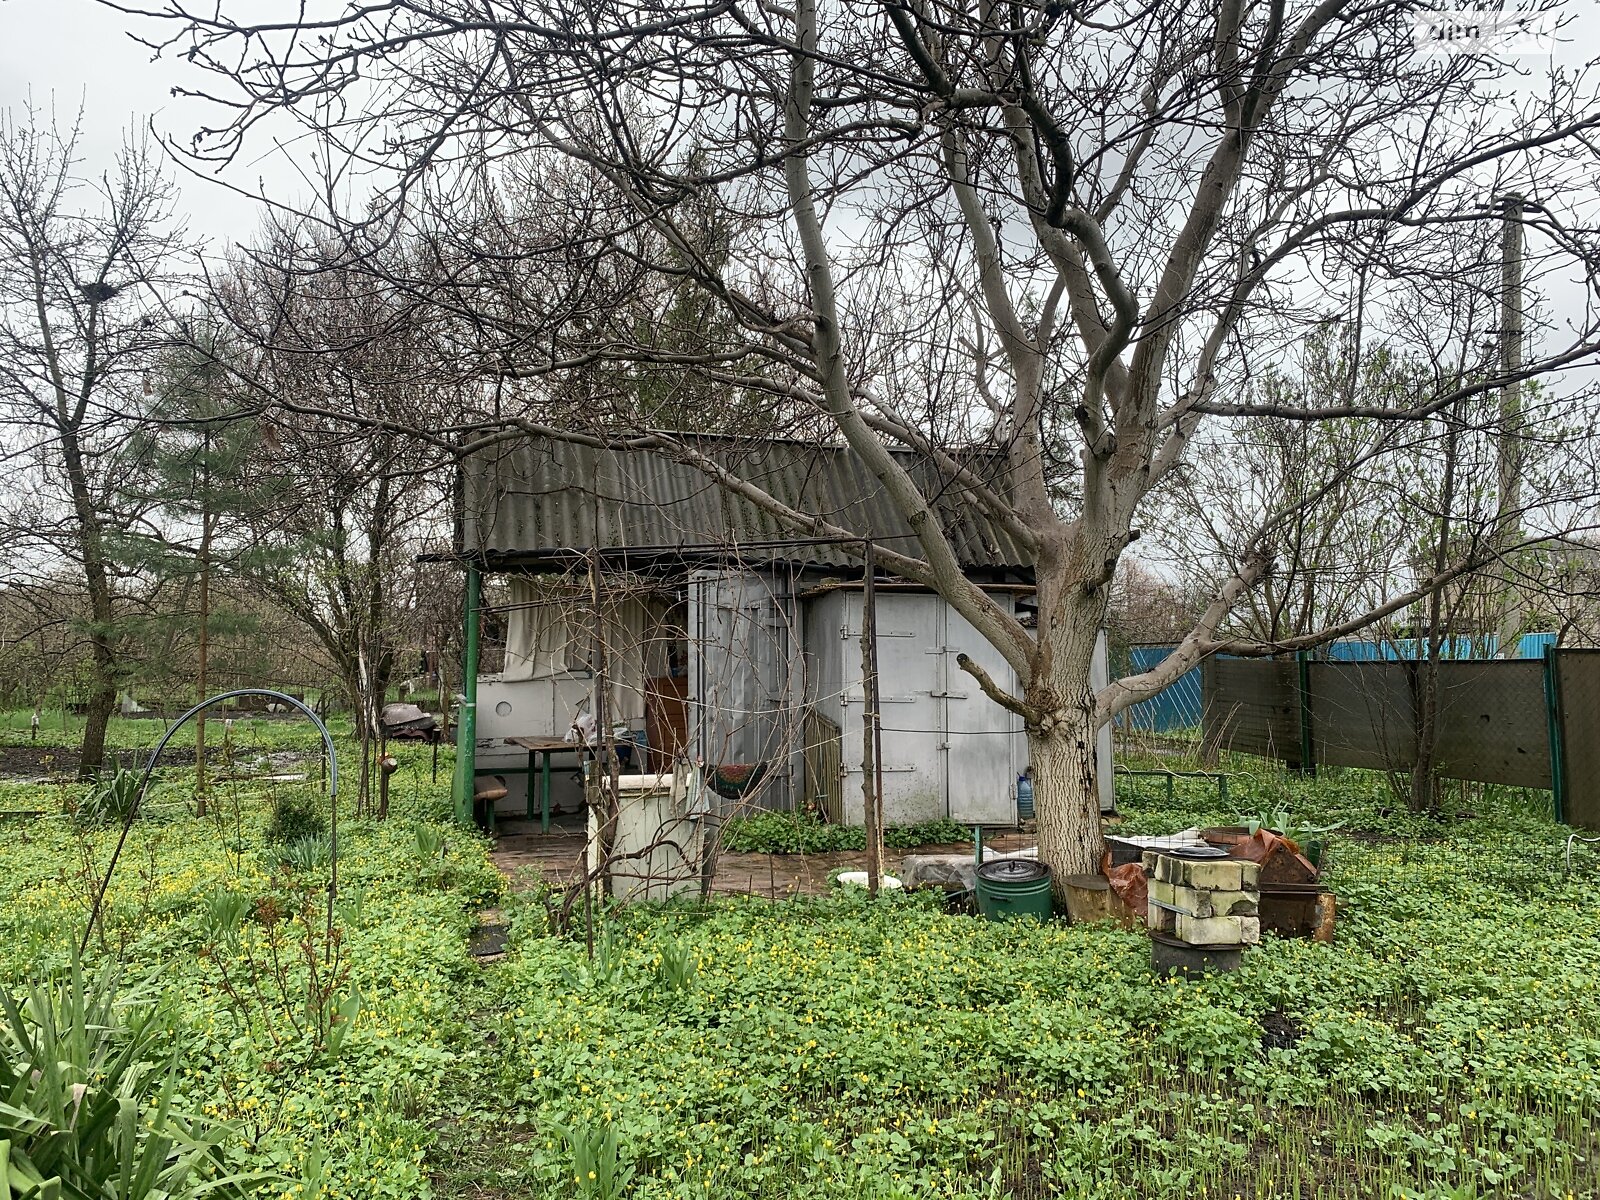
[460,434,1032,571]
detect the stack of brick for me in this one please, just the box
[1143,852,1261,947]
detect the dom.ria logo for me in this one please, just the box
[1412,3,1558,56]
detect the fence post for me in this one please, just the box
[452,564,482,824]
[1542,644,1566,823]
[1296,650,1316,776]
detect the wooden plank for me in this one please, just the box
[803,710,843,823]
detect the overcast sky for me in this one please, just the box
[3,0,1597,343]
[0,0,307,257]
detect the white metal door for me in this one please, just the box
[842,592,946,824]
[689,570,795,808]
[940,600,1022,824]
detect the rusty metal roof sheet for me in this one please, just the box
[459,434,1032,572]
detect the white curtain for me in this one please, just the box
[500,576,666,725]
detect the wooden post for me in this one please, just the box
[589,550,619,904]
[860,542,883,897]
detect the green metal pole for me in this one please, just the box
[526,746,537,821]
[542,751,553,834]
[1543,644,1566,823]
[454,565,482,824]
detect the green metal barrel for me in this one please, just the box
[975,858,1054,921]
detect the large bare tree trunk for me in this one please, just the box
[63,432,118,779]
[1024,615,1108,891]
[1028,722,1105,884]
[80,661,116,780]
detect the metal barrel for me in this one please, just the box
[975,858,1053,921]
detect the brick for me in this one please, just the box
[1146,903,1177,933]
[1238,860,1260,888]
[1177,860,1243,891]
[1207,889,1259,917]
[1175,913,1250,946]
[1238,916,1261,945]
[1150,854,1185,885]
[1141,850,1162,876]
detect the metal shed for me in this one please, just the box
[447,433,1110,826]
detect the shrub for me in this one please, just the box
[278,833,332,872]
[75,769,143,826]
[720,811,974,854]
[264,787,327,846]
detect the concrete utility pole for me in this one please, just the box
[1492,192,1529,657]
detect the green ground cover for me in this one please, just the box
[439,762,1600,1200]
[1,743,499,1200]
[4,742,1598,1199]
[719,811,975,853]
[0,707,335,753]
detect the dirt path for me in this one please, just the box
[0,744,200,779]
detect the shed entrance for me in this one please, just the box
[833,590,1022,826]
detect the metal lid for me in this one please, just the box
[1169,845,1230,859]
[976,858,1050,883]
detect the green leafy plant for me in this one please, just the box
[277,834,331,873]
[332,884,366,929]
[200,889,250,945]
[413,825,445,861]
[0,956,265,1199]
[74,770,143,827]
[653,939,697,993]
[1240,808,1344,843]
[558,927,628,992]
[721,811,973,855]
[320,987,362,1061]
[551,1119,634,1200]
[263,788,326,847]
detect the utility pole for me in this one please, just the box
[1493,192,1529,657]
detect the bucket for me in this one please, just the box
[975,858,1053,922]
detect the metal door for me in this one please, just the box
[843,591,946,824]
[689,570,796,808]
[941,601,1022,824]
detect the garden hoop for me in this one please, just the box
[79,688,340,957]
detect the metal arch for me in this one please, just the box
[79,688,340,957]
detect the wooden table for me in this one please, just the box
[506,735,586,833]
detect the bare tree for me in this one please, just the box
[212,226,458,810]
[0,108,188,775]
[114,0,1600,881]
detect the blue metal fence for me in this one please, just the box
[1120,645,1203,732]
[1118,632,1559,734]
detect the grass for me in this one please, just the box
[720,810,975,854]
[437,757,1599,1200]
[3,739,1598,1199]
[0,740,499,1200]
[0,705,337,754]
